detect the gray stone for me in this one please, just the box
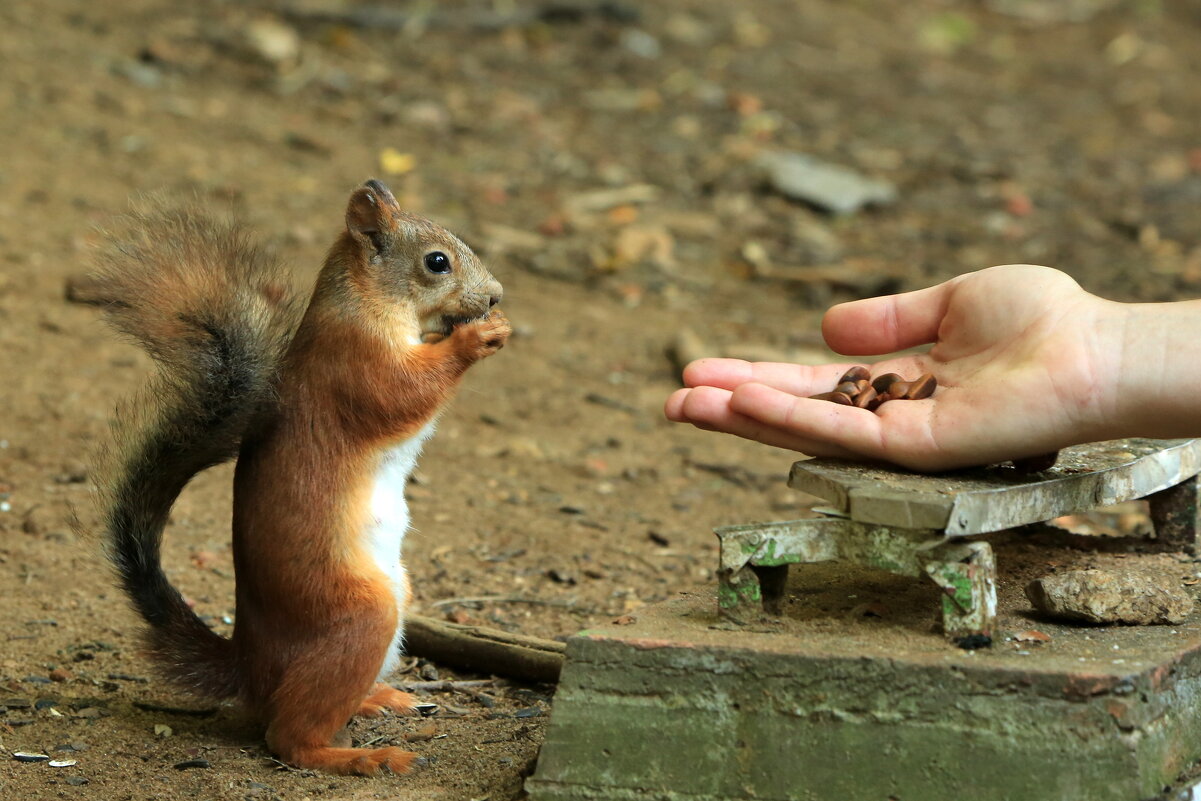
[527,588,1201,801]
[1026,568,1195,625]
[1144,176,1201,246]
[754,150,897,215]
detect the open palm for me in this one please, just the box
[665,265,1117,471]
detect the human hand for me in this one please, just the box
[665,265,1126,471]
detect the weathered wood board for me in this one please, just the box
[788,438,1201,537]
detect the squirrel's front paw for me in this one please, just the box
[457,309,511,359]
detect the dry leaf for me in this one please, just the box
[404,723,438,742]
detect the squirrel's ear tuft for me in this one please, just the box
[346,179,401,251]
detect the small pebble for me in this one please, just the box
[173,759,212,770]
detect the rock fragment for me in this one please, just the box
[1026,568,1195,625]
[754,151,897,215]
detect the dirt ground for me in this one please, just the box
[1,0,1200,799]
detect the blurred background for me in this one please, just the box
[1,1,1199,798]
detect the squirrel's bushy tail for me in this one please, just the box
[93,204,302,699]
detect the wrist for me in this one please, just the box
[1099,298,1201,442]
[1071,297,1133,443]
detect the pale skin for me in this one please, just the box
[665,264,1201,472]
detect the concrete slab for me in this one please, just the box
[526,547,1201,801]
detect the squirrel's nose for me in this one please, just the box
[489,295,501,307]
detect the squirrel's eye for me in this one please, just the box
[424,252,452,274]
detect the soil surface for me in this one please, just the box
[2,1,1200,800]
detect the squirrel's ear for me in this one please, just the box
[346,179,401,252]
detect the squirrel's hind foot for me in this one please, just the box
[356,684,418,717]
[286,745,421,776]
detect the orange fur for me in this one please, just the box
[232,304,506,773]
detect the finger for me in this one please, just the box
[682,358,866,396]
[673,386,858,458]
[822,278,958,356]
[728,382,890,458]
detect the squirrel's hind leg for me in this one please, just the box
[263,608,418,775]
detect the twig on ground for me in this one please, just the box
[132,701,218,717]
[403,614,565,684]
[425,595,576,610]
[396,679,497,693]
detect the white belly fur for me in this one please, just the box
[367,420,436,681]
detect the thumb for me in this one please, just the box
[822,278,957,356]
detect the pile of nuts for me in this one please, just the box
[809,366,937,412]
[811,366,1060,472]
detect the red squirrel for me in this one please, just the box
[92,179,509,775]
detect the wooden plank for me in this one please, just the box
[944,439,1201,536]
[788,439,1201,537]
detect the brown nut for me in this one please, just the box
[853,379,870,393]
[904,374,937,400]
[838,366,870,384]
[886,380,910,399]
[835,381,859,396]
[809,391,854,405]
[853,387,878,409]
[870,372,904,394]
